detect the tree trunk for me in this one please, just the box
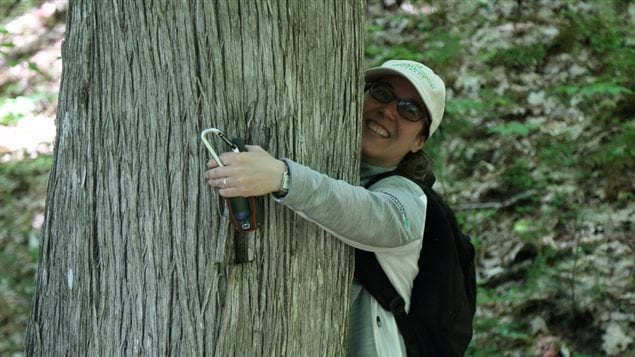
[26,1,364,355]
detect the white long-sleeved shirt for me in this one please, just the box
[275,160,427,357]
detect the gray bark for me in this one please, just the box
[26,1,364,355]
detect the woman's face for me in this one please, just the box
[361,76,426,168]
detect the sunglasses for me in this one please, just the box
[365,82,428,123]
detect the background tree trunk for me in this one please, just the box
[26,1,364,355]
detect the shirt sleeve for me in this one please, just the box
[273,159,427,253]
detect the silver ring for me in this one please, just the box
[223,177,228,188]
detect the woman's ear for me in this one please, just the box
[410,135,426,153]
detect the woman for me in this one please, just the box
[205,60,446,356]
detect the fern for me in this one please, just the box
[488,121,539,137]
[556,82,633,98]
[590,120,635,171]
[484,44,547,69]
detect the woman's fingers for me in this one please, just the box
[245,144,266,153]
[204,146,285,197]
[206,160,218,169]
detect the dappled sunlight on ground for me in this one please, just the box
[0,115,55,160]
[0,0,66,161]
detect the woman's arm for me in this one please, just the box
[275,159,426,252]
[205,146,426,252]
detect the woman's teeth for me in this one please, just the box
[368,121,389,138]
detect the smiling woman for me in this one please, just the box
[361,76,427,168]
[203,60,474,356]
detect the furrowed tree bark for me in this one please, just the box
[26,1,364,355]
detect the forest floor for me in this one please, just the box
[1,0,634,356]
[363,1,633,356]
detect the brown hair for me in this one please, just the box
[398,150,436,187]
[397,115,435,187]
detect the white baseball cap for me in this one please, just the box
[365,60,446,138]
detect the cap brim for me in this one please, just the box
[365,67,408,83]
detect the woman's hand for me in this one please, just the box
[205,145,286,197]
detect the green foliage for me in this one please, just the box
[421,31,462,67]
[478,284,525,305]
[0,155,51,252]
[422,130,444,176]
[494,321,531,341]
[587,120,635,198]
[469,285,534,353]
[564,8,635,74]
[547,3,635,199]
[0,91,54,125]
[371,1,634,355]
[539,138,579,168]
[513,218,532,235]
[1,96,31,125]
[413,14,462,66]
[0,154,50,353]
[445,98,484,118]
[547,21,579,55]
[365,13,462,67]
[364,44,383,59]
[385,44,425,61]
[556,82,632,98]
[470,245,602,355]
[0,26,15,65]
[550,78,635,198]
[366,23,384,33]
[0,0,42,18]
[446,118,476,141]
[0,154,51,206]
[592,120,635,169]
[478,89,517,115]
[488,121,539,137]
[502,158,535,192]
[484,44,547,69]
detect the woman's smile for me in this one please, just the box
[366,120,390,138]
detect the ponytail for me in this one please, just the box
[398,150,436,188]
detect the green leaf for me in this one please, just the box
[513,219,532,234]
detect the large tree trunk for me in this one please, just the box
[26,1,364,355]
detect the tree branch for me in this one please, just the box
[455,190,537,211]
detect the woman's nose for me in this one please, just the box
[379,101,400,121]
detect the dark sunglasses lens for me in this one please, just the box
[397,101,422,121]
[369,83,423,122]
[370,85,393,103]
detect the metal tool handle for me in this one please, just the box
[201,128,225,167]
[201,128,261,232]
